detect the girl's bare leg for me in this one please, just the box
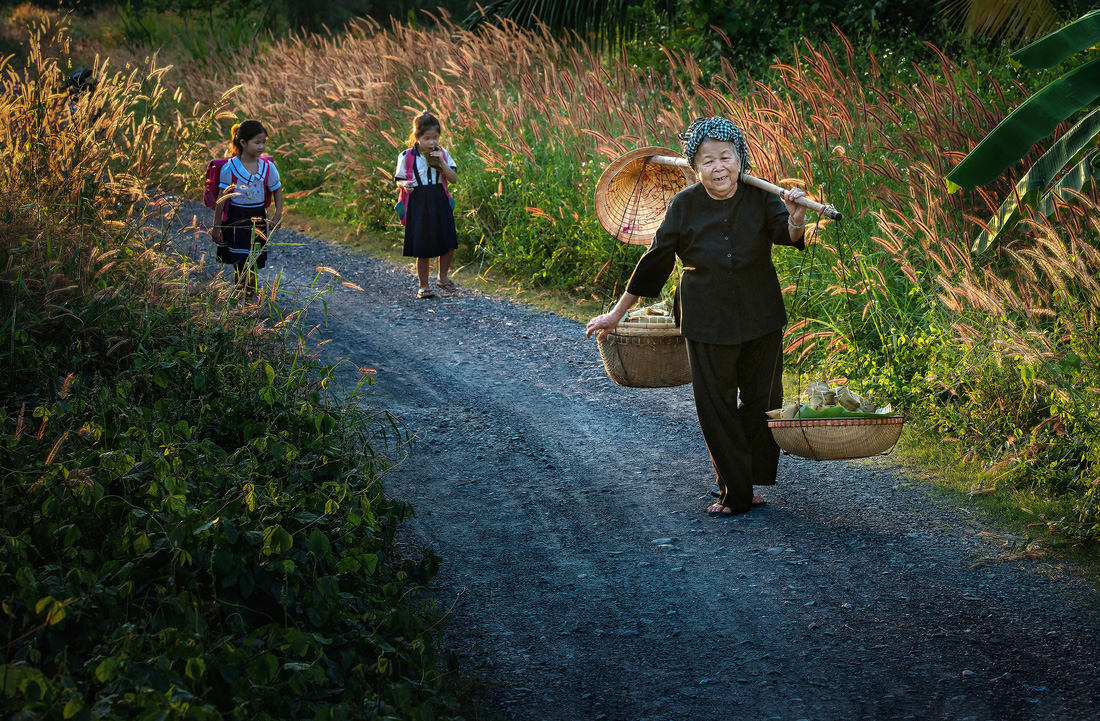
[438,248,456,284]
[416,257,431,290]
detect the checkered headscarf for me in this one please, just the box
[679,116,752,175]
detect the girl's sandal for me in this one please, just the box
[417,287,436,299]
[436,278,458,291]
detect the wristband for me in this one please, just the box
[788,217,806,229]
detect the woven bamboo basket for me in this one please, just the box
[767,415,905,461]
[597,322,692,388]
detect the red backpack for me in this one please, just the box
[394,147,453,226]
[204,155,275,221]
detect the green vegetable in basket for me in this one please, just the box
[795,404,890,419]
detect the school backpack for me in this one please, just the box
[204,155,275,221]
[394,147,454,226]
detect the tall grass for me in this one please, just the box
[163,13,1100,542]
[1,19,463,719]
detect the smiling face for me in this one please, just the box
[693,138,741,200]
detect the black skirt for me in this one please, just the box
[217,203,268,269]
[403,183,457,258]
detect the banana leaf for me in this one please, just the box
[1012,9,1100,69]
[1034,147,1100,217]
[971,108,1100,252]
[946,55,1100,192]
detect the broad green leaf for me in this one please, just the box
[1013,10,1100,69]
[1034,147,1100,216]
[254,653,279,685]
[22,675,45,703]
[95,656,121,686]
[218,664,240,684]
[971,108,1100,252]
[133,533,151,554]
[46,603,66,625]
[2,665,29,696]
[63,696,83,718]
[185,657,205,680]
[946,55,1100,191]
[307,529,331,556]
[363,552,379,576]
[263,525,293,555]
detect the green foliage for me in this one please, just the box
[970,108,1100,252]
[672,0,944,70]
[946,56,1100,192]
[1012,7,1100,67]
[1,236,459,719]
[113,2,264,61]
[946,11,1100,251]
[464,0,676,41]
[455,143,640,294]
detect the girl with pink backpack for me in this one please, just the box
[394,113,457,299]
[209,120,283,298]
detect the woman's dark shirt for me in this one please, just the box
[626,182,805,345]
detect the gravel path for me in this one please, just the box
[170,206,1100,721]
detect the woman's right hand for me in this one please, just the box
[585,312,622,341]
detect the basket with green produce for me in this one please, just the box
[767,381,904,461]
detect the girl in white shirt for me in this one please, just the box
[211,119,283,298]
[394,113,458,298]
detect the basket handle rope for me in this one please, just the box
[605,155,652,310]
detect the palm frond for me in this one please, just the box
[938,0,1066,43]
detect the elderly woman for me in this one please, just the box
[586,117,808,517]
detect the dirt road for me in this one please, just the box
[182,217,1100,721]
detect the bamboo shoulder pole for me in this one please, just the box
[647,154,842,221]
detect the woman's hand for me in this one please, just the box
[585,311,622,341]
[784,186,808,227]
[587,292,639,340]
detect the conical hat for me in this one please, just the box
[593,146,695,245]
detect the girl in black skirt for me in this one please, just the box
[394,113,458,298]
[211,120,283,299]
